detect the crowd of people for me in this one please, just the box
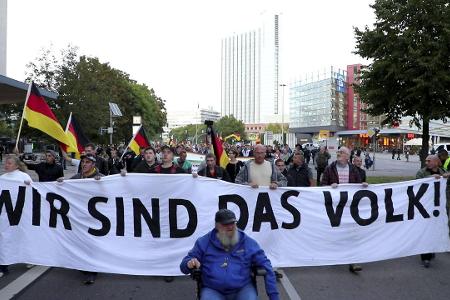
[1,140,449,299]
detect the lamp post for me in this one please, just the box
[280,84,287,145]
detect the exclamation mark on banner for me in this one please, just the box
[433,181,440,217]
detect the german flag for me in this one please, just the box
[23,82,71,146]
[62,112,90,158]
[209,126,229,168]
[128,125,150,155]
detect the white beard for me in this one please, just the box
[217,229,239,249]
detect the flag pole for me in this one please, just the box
[59,112,73,156]
[64,112,72,132]
[14,82,33,152]
[119,124,142,161]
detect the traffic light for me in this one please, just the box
[374,127,380,139]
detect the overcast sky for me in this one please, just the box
[6,0,375,113]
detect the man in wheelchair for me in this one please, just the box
[180,209,279,300]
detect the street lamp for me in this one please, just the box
[280,84,287,145]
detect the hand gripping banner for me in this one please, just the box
[0,175,449,275]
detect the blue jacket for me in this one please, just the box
[180,229,279,300]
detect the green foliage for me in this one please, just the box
[366,176,415,184]
[265,123,289,134]
[0,120,13,137]
[354,0,450,165]
[19,45,167,145]
[169,124,207,142]
[168,115,246,143]
[214,115,246,140]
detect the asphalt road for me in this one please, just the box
[2,253,450,300]
[1,152,448,300]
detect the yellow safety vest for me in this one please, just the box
[444,157,450,171]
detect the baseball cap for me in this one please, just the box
[215,209,237,225]
[80,154,96,162]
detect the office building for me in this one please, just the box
[289,66,348,140]
[220,13,280,124]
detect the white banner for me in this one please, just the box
[0,175,449,276]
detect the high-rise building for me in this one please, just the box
[0,0,7,76]
[220,14,280,124]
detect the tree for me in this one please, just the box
[169,124,207,143]
[22,45,167,145]
[214,115,246,140]
[354,0,450,166]
[266,123,289,134]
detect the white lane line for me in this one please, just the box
[0,266,49,300]
[278,269,301,300]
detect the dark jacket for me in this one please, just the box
[287,163,312,187]
[180,229,279,300]
[108,157,124,175]
[355,166,367,182]
[77,156,109,176]
[198,165,232,182]
[25,162,64,182]
[416,167,445,179]
[225,161,244,183]
[70,168,104,179]
[315,151,331,170]
[133,160,157,173]
[152,163,186,174]
[130,155,144,172]
[321,161,362,185]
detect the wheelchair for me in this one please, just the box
[190,266,272,300]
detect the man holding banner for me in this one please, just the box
[83,143,109,176]
[320,146,366,273]
[235,144,286,189]
[59,153,104,284]
[416,154,446,268]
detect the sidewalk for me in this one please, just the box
[0,155,78,180]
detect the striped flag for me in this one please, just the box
[23,82,71,146]
[209,126,229,168]
[127,125,150,155]
[61,112,90,158]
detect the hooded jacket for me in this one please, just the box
[180,229,279,300]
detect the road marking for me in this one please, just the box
[0,266,49,300]
[278,269,301,300]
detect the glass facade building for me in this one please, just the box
[290,66,347,133]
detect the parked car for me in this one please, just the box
[21,152,37,161]
[431,143,450,154]
[302,143,319,150]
